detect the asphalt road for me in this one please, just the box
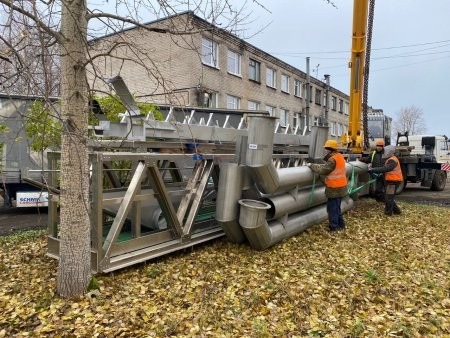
[1,179,450,236]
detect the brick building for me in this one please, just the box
[89,11,351,139]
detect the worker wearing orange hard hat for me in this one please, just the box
[307,139,348,231]
[359,139,386,202]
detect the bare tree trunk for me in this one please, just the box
[57,0,91,297]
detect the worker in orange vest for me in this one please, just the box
[358,139,385,201]
[307,139,348,231]
[368,145,403,216]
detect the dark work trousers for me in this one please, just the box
[327,197,345,230]
[374,175,385,202]
[384,183,401,215]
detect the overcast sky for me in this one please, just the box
[243,0,450,136]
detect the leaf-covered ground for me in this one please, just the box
[0,199,449,337]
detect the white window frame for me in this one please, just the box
[331,96,337,110]
[227,95,240,109]
[227,50,241,76]
[281,74,290,93]
[266,67,276,88]
[294,80,303,97]
[331,122,337,136]
[202,92,218,108]
[249,59,261,82]
[339,99,344,113]
[280,108,288,127]
[248,100,260,110]
[344,102,349,115]
[266,105,276,116]
[315,88,322,105]
[201,37,218,68]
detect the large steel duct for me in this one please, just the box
[215,163,246,243]
[246,115,368,195]
[245,115,318,194]
[262,186,327,220]
[217,115,369,250]
[239,197,354,250]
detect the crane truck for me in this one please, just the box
[343,0,449,193]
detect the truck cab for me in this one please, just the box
[395,133,448,192]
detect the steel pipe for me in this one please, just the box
[239,197,354,250]
[216,163,246,243]
[262,186,327,220]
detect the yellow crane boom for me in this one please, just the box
[342,0,369,154]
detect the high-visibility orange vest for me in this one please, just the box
[385,155,403,182]
[325,153,347,188]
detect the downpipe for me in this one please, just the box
[215,163,246,243]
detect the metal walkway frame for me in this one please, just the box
[47,152,230,273]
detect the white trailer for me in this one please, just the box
[0,94,52,207]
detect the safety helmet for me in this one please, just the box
[375,140,385,147]
[323,139,338,150]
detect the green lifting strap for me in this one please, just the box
[347,163,379,196]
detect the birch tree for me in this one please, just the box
[0,0,266,297]
[393,105,427,136]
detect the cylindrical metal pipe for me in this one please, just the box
[239,197,354,250]
[263,186,327,220]
[216,163,246,243]
[238,199,272,250]
[246,116,370,195]
[246,115,277,167]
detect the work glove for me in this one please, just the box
[306,163,312,168]
[368,168,374,175]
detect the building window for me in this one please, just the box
[202,92,218,108]
[249,59,261,82]
[339,99,344,113]
[227,50,241,76]
[201,37,218,68]
[266,67,276,88]
[344,102,349,115]
[323,92,327,106]
[227,95,240,109]
[266,105,276,116]
[331,122,337,136]
[293,113,299,128]
[248,100,260,110]
[315,89,322,105]
[280,108,288,126]
[337,123,342,136]
[313,116,319,126]
[294,80,303,97]
[331,96,337,110]
[281,74,290,93]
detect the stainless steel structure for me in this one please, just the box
[46,77,369,273]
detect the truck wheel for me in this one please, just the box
[430,170,447,191]
[395,180,407,194]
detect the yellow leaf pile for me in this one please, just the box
[0,199,449,337]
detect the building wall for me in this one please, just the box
[88,12,351,140]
